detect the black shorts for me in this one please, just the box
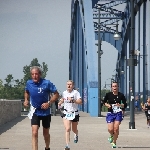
[62,114,80,122]
[31,114,51,128]
[145,112,148,117]
[147,115,150,121]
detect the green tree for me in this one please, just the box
[23,58,48,84]
[3,74,14,99]
[0,58,48,100]
[0,79,4,98]
[101,88,110,99]
[0,79,3,89]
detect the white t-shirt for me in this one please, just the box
[62,90,81,114]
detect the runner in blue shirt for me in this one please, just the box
[24,66,59,150]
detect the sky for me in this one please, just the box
[0,0,124,93]
[0,0,71,93]
[0,0,149,93]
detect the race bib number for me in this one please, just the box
[65,112,75,120]
[148,110,150,114]
[28,106,36,119]
[112,104,122,113]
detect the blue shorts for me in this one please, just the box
[106,111,122,123]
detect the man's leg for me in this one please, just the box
[31,114,40,150]
[43,128,50,149]
[42,114,51,150]
[32,125,39,150]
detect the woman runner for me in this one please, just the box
[104,82,127,148]
[58,80,82,150]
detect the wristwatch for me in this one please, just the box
[48,101,51,107]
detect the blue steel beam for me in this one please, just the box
[99,1,126,8]
[99,18,120,26]
[143,0,147,104]
[92,0,126,8]
[94,22,121,33]
[70,0,147,117]
[94,4,124,15]
[93,13,123,19]
[95,31,121,52]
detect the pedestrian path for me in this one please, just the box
[0,111,149,150]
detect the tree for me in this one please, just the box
[0,58,48,100]
[0,79,3,89]
[101,88,110,99]
[1,74,14,99]
[23,58,48,84]
[0,79,4,98]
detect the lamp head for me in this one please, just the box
[114,32,121,40]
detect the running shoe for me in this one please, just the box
[111,142,116,148]
[108,135,113,143]
[64,146,70,150]
[74,135,78,143]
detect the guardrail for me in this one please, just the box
[0,99,21,126]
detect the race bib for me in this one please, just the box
[65,112,75,120]
[148,110,150,114]
[28,106,36,119]
[112,104,122,113]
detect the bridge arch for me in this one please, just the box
[69,0,149,116]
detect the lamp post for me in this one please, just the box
[96,6,121,117]
[97,6,102,117]
[129,0,135,129]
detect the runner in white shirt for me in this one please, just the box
[58,80,82,150]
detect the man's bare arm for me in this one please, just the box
[49,91,59,104]
[24,91,30,107]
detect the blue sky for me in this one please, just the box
[0,0,149,93]
[0,0,71,92]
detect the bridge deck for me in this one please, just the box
[0,111,149,150]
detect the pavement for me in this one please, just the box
[0,111,150,150]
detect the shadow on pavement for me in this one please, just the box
[0,116,26,135]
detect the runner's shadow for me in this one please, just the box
[0,116,26,135]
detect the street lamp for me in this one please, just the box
[96,6,122,117]
[113,23,121,41]
[97,6,102,117]
[129,0,136,129]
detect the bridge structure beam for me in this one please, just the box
[69,0,150,117]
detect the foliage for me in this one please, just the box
[0,58,48,99]
[101,88,110,99]
[23,58,48,84]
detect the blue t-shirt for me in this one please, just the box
[25,78,57,116]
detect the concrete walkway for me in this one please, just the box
[0,111,150,150]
